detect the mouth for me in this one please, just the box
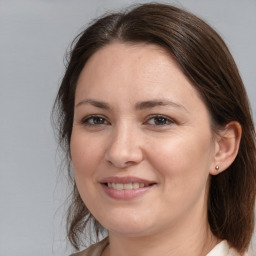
[100,176,156,199]
[104,182,155,190]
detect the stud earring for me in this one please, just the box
[215,165,220,171]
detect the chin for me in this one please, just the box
[97,211,154,237]
[107,224,153,238]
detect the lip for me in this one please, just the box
[100,176,155,185]
[100,176,156,200]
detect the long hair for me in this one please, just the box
[53,3,256,253]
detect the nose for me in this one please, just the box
[104,123,144,168]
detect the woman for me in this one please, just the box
[53,3,256,256]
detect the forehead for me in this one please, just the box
[77,43,191,92]
[75,42,206,113]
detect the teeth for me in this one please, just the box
[107,183,145,190]
[115,183,124,190]
[123,183,133,190]
[133,183,140,189]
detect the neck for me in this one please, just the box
[103,219,219,256]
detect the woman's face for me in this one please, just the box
[71,43,217,238]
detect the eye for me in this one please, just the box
[146,115,174,126]
[80,115,110,127]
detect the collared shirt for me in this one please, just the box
[71,238,248,256]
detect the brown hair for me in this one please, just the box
[53,3,256,253]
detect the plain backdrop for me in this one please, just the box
[0,0,255,255]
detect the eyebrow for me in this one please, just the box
[75,99,188,112]
[75,99,111,110]
[135,100,188,112]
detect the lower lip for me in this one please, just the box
[101,184,154,200]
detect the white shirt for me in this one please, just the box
[71,239,248,256]
[206,240,248,256]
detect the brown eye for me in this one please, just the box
[81,115,109,126]
[146,115,174,126]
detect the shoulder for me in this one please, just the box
[70,238,109,256]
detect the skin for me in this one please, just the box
[70,43,241,256]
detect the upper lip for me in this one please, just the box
[100,176,156,185]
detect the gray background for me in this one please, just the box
[0,0,255,255]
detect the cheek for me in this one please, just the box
[147,131,214,186]
[70,132,105,209]
[71,131,101,172]
[147,133,213,219]
[70,131,106,197]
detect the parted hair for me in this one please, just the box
[53,3,256,253]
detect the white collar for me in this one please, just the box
[206,240,243,256]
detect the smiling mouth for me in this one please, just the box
[105,182,154,190]
[101,178,156,199]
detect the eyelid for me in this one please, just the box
[79,114,175,127]
[80,114,110,126]
[144,114,175,126]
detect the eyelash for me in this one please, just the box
[80,115,110,127]
[145,115,175,126]
[80,114,175,128]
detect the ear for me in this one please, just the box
[210,121,242,175]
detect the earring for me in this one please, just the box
[215,165,220,171]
